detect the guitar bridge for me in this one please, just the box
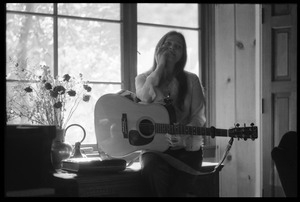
[122,113,128,138]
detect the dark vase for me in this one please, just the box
[51,128,73,169]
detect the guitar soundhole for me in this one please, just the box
[139,119,154,137]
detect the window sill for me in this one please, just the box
[81,144,217,160]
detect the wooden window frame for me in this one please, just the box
[6,3,215,156]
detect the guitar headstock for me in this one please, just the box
[228,123,258,140]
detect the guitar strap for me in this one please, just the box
[164,148,203,172]
[142,150,203,175]
[163,96,177,124]
[148,137,233,176]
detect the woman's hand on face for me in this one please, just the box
[155,45,169,67]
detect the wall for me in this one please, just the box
[214,4,260,197]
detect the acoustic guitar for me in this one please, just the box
[94,93,258,158]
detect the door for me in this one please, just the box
[262,4,297,197]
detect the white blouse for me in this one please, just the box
[135,70,206,151]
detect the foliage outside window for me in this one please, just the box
[6,3,121,144]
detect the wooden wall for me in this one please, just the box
[214,4,259,196]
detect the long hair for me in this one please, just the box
[151,30,188,110]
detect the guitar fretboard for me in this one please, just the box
[155,123,228,137]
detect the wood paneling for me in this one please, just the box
[215,4,237,196]
[215,4,258,197]
[235,4,257,197]
[273,93,291,147]
[273,28,290,81]
[272,92,292,197]
[272,4,291,16]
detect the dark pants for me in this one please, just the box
[140,149,203,197]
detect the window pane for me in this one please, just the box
[65,84,122,144]
[6,3,53,14]
[58,18,121,82]
[6,13,54,80]
[138,3,198,28]
[58,3,120,20]
[137,26,199,76]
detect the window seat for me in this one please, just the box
[50,161,222,197]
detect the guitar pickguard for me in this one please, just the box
[128,130,154,146]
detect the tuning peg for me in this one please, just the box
[250,123,254,127]
[235,123,240,127]
[244,123,246,127]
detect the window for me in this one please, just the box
[137,4,200,77]
[6,3,121,145]
[6,3,205,148]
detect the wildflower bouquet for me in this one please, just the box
[6,58,92,129]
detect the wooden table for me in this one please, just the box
[50,162,223,197]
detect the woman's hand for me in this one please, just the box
[155,45,169,67]
[165,133,186,149]
[165,133,202,151]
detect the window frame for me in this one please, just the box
[6,3,214,154]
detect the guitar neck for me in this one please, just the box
[155,123,228,137]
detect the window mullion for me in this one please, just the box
[53,3,58,77]
[121,3,137,92]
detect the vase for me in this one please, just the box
[51,128,73,169]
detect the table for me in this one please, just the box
[50,162,223,197]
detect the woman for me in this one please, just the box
[135,30,206,197]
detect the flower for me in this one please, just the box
[6,57,92,129]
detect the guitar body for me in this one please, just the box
[94,93,172,158]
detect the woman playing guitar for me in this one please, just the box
[135,30,206,197]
